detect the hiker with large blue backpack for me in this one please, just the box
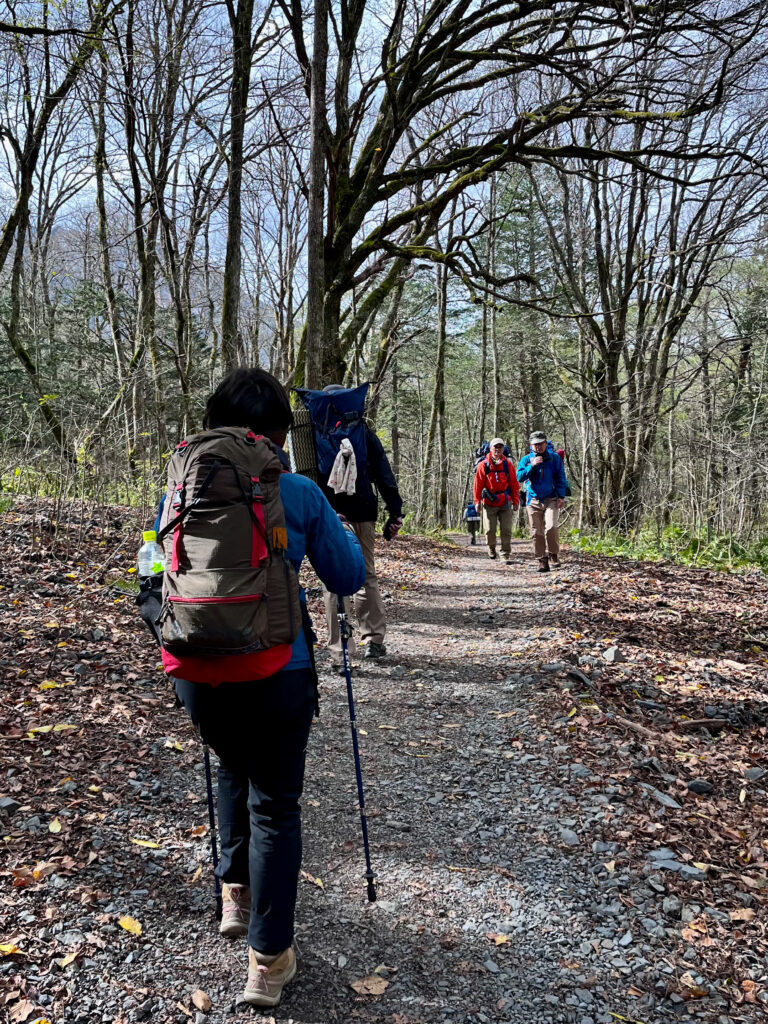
[294,383,403,672]
[143,369,365,1008]
[516,429,568,572]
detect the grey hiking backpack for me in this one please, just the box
[156,428,301,681]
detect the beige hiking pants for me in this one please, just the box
[527,497,560,559]
[483,505,513,556]
[324,520,386,660]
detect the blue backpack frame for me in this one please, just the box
[294,384,371,494]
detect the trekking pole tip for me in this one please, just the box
[366,878,377,903]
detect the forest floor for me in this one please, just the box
[2,498,768,1024]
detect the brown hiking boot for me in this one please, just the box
[243,946,297,1007]
[220,883,250,938]
[536,557,550,573]
[549,553,560,567]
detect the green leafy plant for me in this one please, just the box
[568,524,768,574]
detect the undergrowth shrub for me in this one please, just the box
[568,525,768,573]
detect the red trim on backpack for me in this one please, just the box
[161,644,292,685]
[169,593,263,604]
[171,483,184,572]
[251,477,268,567]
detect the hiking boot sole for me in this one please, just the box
[242,957,297,1007]
[220,918,248,939]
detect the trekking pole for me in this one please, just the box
[337,595,377,903]
[202,744,223,920]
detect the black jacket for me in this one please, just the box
[322,426,403,523]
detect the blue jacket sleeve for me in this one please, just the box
[554,454,567,499]
[367,428,403,517]
[304,483,366,595]
[516,455,533,482]
[153,495,165,533]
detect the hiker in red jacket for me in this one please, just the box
[473,438,520,564]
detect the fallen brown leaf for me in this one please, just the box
[191,989,211,1012]
[9,1000,36,1023]
[730,907,756,923]
[350,975,389,996]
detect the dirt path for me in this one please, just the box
[2,509,767,1024]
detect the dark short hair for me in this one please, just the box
[203,368,294,433]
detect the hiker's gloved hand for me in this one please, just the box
[557,498,566,510]
[383,515,403,541]
[481,488,492,502]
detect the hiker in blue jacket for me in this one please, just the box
[171,369,365,1008]
[516,429,567,572]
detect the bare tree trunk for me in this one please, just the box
[479,294,488,441]
[391,356,400,479]
[420,255,449,526]
[2,211,71,453]
[489,177,501,435]
[221,0,255,370]
[304,0,328,388]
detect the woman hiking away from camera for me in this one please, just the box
[172,369,365,1007]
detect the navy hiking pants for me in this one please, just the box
[175,668,315,954]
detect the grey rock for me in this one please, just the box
[602,646,625,663]
[641,784,682,810]
[648,847,678,861]
[0,796,21,815]
[385,818,411,832]
[592,841,619,855]
[745,767,767,782]
[618,931,633,947]
[687,778,713,795]
[560,828,580,847]
[59,929,86,946]
[654,859,684,873]
[484,959,500,974]
[680,865,707,881]
[662,896,682,916]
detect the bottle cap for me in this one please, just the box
[142,530,157,543]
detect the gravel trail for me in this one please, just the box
[4,531,753,1024]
